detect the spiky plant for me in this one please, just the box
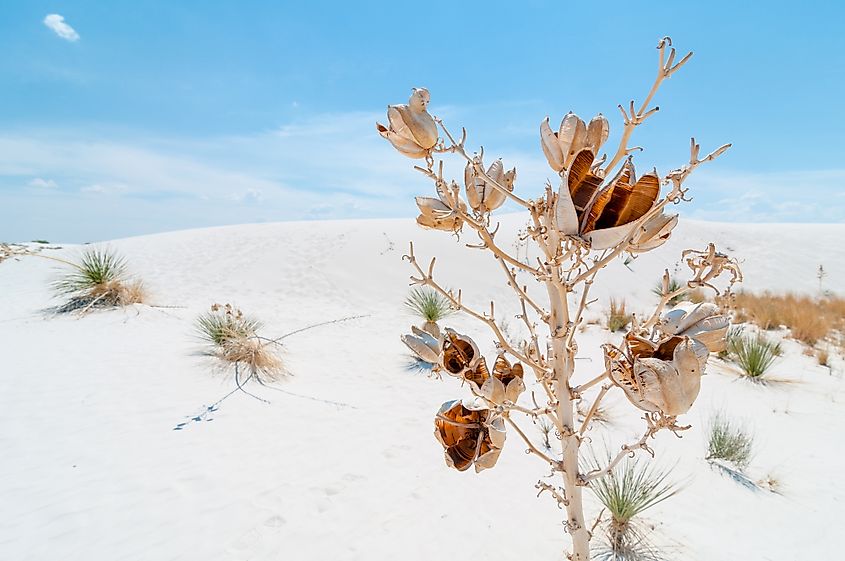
[733,334,779,380]
[705,412,753,469]
[404,286,453,323]
[196,304,262,346]
[196,303,283,383]
[589,454,680,561]
[52,248,145,313]
[607,298,633,332]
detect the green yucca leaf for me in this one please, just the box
[53,248,128,295]
[706,412,753,469]
[733,334,778,378]
[588,453,680,525]
[404,287,454,323]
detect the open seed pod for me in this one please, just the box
[555,153,665,250]
[464,159,516,213]
[478,354,525,404]
[401,325,442,365]
[376,87,438,159]
[540,112,594,172]
[658,302,730,352]
[434,398,506,472]
[440,329,482,377]
[608,335,709,416]
[627,212,679,254]
[415,181,467,232]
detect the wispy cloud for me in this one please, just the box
[682,168,845,223]
[28,177,58,189]
[43,14,80,42]
[0,108,842,243]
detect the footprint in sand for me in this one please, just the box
[226,512,287,559]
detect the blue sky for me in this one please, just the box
[1,0,843,242]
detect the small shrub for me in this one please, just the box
[733,333,779,380]
[706,412,753,469]
[757,473,784,495]
[53,248,145,313]
[589,454,680,561]
[606,298,633,332]
[817,346,830,367]
[32,239,50,244]
[196,303,283,383]
[404,286,454,323]
[196,304,262,346]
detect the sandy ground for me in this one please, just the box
[0,216,843,560]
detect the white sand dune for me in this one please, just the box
[1,217,843,560]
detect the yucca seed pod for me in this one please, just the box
[434,398,506,472]
[585,113,610,154]
[376,87,438,159]
[540,117,565,172]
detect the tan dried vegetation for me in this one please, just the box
[733,292,845,346]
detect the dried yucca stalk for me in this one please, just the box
[385,38,741,560]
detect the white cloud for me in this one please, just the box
[232,188,264,203]
[28,177,58,189]
[80,183,128,195]
[0,109,842,242]
[682,168,845,223]
[43,14,80,42]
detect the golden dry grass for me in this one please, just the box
[606,298,633,332]
[816,346,830,367]
[217,337,285,382]
[733,292,845,346]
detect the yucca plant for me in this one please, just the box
[52,248,145,313]
[405,286,453,328]
[607,298,633,332]
[733,334,779,380]
[589,453,680,561]
[705,412,753,469]
[196,303,283,384]
[380,37,740,561]
[196,304,263,346]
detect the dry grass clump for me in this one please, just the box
[733,291,845,346]
[0,242,31,263]
[196,303,284,383]
[606,298,633,332]
[589,454,680,561]
[686,288,708,304]
[53,248,145,313]
[816,346,830,367]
